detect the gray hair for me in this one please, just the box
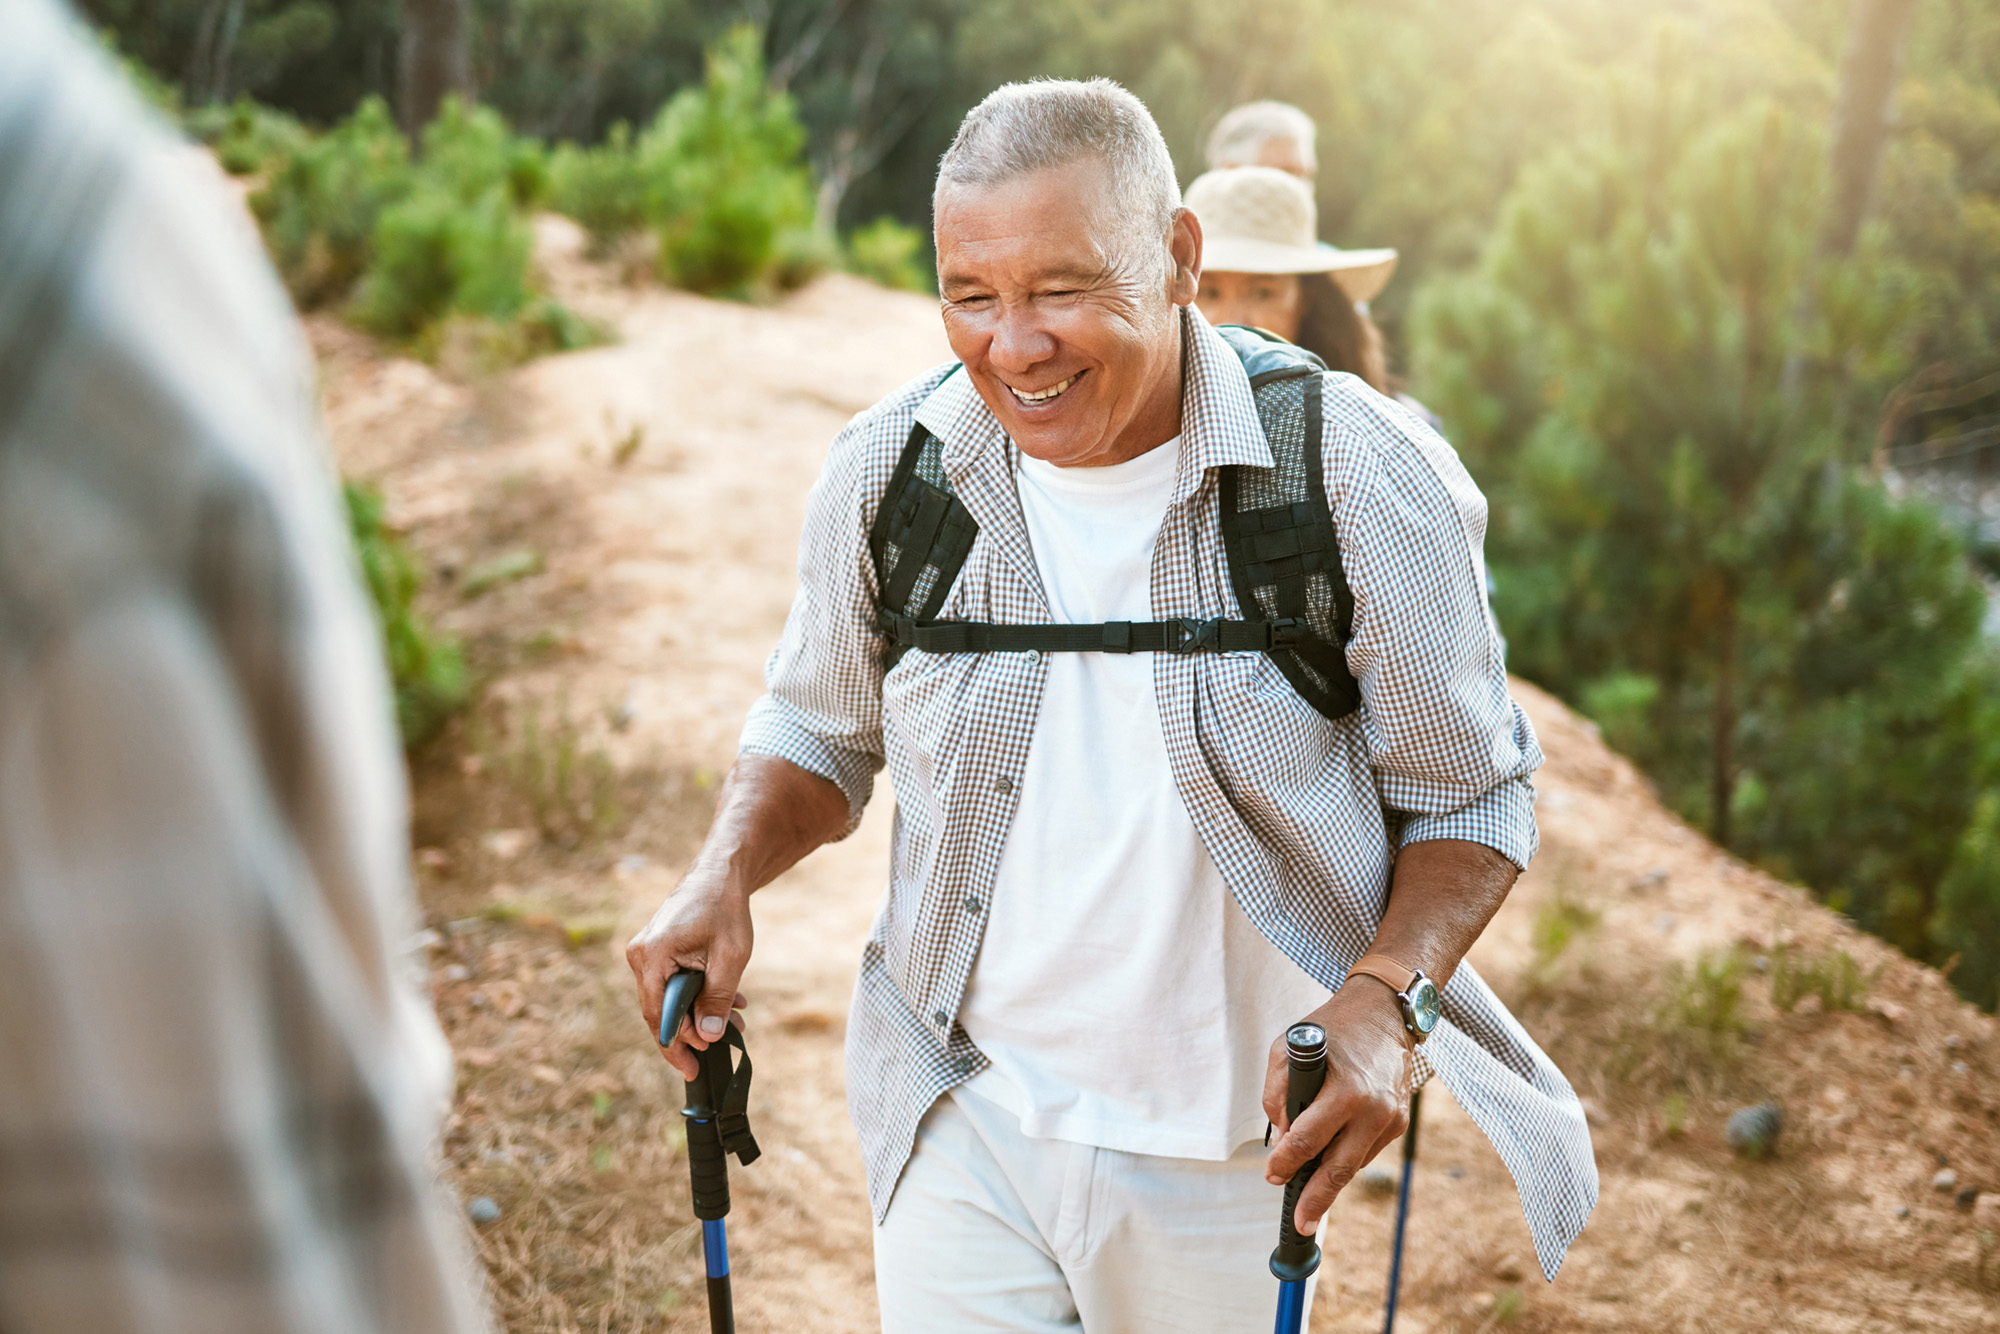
[934,79,1181,260]
[1205,100,1317,174]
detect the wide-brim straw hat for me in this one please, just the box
[1185,166,1399,304]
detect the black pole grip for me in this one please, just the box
[1271,1022,1329,1282]
[660,968,705,1049]
[683,1018,735,1221]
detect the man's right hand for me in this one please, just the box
[622,754,853,1080]
[626,874,755,1081]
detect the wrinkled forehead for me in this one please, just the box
[934,161,1151,287]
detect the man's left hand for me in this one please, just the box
[1262,979,1414,1233]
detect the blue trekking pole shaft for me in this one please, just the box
[661,970,735,1334]
[1270,1022,1328,1334]
[1382,1085,1423,1334]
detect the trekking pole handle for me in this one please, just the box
[1270,1022,1328,1282]
[660,968,705,1049]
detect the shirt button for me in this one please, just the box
[933,1009,950,1028]
[994,776,1014,794]
[964,895,984,915]
[953,1055,976,1074]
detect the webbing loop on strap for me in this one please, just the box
[877,609,1304,656]
[714,1026,760,1166]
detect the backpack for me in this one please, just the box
[869,324,1360,721]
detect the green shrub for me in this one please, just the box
[846,216,933,292]
[1528,884,1600,980]
[1579,671,1660,758]
[540,27,831,298]
[1769,942,1881,1013]
[1668,947,1749,1048]
[416,97,550,211]
[548,122,650,253]
[249,96,590,360]
[645,26,817,295]
[353,185,534,336]
[251,97,412,308]
[344,479,467,747]
[1935,788,2000,1012]
[349,100,548,336]
[187,96,309,176]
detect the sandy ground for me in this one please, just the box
[317,218,2000,1333]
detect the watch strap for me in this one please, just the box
[1348,953,1419,997]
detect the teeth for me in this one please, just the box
[1011,373,1077,404]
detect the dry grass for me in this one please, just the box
[410,712,723,1333]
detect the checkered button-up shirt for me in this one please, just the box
[740,308,1598,1278]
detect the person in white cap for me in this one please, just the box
[1186,166,1400,397]
[1205,100,1318,179]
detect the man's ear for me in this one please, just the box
[1168,207,1202,307]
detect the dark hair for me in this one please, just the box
[1295,272,1388,394]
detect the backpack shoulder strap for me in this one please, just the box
[869,381,979,647]
[1216,328,1361,721]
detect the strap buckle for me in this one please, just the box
[1270,617,1307,648]
[1165,617,1224,654]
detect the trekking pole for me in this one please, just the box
[658,969,761,1334]
[1270,1022,1328,1334]
[1381,1085,1423,1334]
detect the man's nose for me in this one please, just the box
[987,306,1057,373]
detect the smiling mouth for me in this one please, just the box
[1007,371,1085,406]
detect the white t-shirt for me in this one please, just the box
[958,435,1329,1160]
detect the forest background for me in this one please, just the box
[87,0,2000,1012]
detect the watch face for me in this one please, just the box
[1408,977,1444,1035]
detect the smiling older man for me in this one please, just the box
[627,79,1595,1331]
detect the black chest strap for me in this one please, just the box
[876,610,1308,655]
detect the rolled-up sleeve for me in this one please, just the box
[1331,390,1542,870]
[738,410,899,837]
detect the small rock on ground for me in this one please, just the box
[1358,1165,1398,1197]
[1727,1102,1783,1160]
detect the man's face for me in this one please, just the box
[935,160,1200,468]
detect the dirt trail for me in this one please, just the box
[319,220,2000,1333]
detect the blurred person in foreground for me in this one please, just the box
[0,2,494,1331]
[1205,99,1317,179]
[628,79,1592,1329]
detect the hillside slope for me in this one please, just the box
[319,219,2000,1333]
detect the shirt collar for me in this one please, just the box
[912,303,1273,504]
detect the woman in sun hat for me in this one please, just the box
[1190,164,1496,642]
[1186,164,1403,400]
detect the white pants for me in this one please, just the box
[874,1084,1321,1333]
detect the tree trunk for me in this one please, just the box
[184,0,225,103]
[1710,591,1737,847]
[1820,0,1923,257]
[208,0,244,105]
[398,0,473,143]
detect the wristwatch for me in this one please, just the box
[1347,954,1444,1044]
